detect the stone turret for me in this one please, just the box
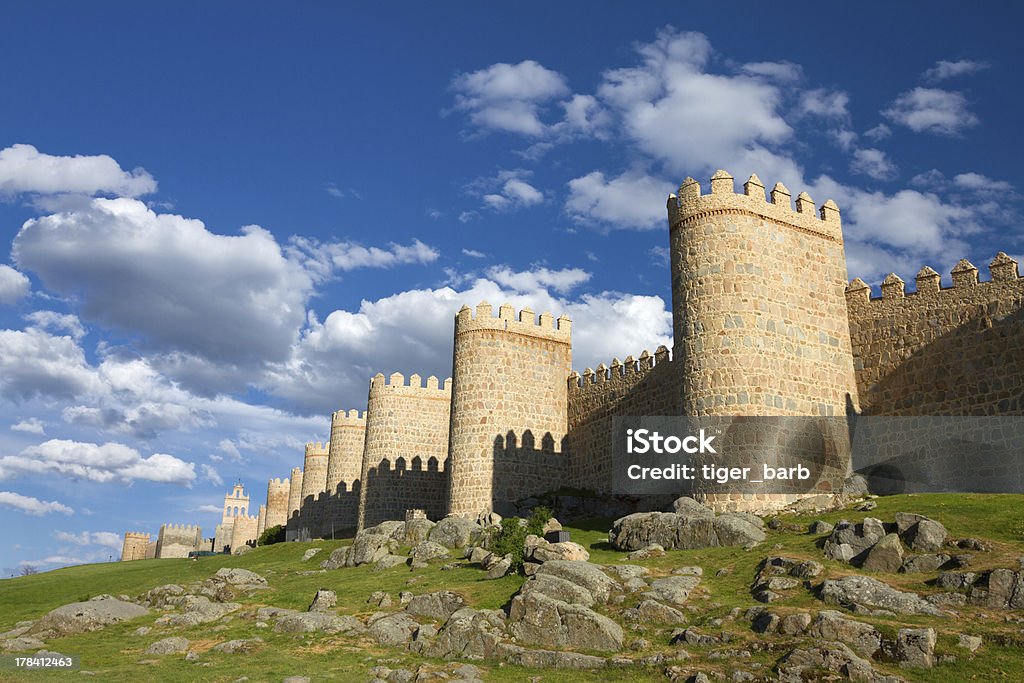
[325,409,365,535]
[295,441,329,540]
[265,477,290,529]
[667,171,858,510]
[357,372,451,529]
[120,531,150,561]
[446,302,572,517]
[285,467,303,541]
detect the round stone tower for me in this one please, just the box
[446,302,572,517]
[668,170,859,510]
[287,467,303,519]
[265,477,290,529]
[357,372,451,529]
[325,409,366,534]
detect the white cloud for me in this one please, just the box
[739,61,803,83]
[799,89,850,118]
[53,530,121,549]
[469,169,545,213]
[11,418,45,435]
[0,265,30,305]
[482,178,544,211]
[461,248,486,258]
[883,88,979,135]
[486,266,590,294]
[0,144,156,198]
[923,59,990,82]
[850,148,899,181]
[23,311,86,340]
[565,170,675,230]
[863,123,892,141]
[0,439,196,485]
[195,504,222,514]
[13,198,314,366]
[560,94,612,138]
[451,60,570,136]
[0,491,73,516]
[952,172,1014,193]
[596,28,792,175]
[0,326,100,401]
[297,238,440,274]
[201,463,223,486]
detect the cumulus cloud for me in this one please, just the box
[13,198,314,366]
[486,266,590,294]
[0,326,100,401]
[0,144,156,198]
[23,311,86,340]
[923,59,990,82]
[451,60,570,136]
[0,439,196,485]
[0,491,73,515]
[952,172,1014,193]
[53,530,121,549]
[11,418,45,435]
[295,237,439,277]
[0,265,30,305]
[596,28,791,175]
[799,89,850,119]
[883,88,979,135]
[863,123,892,141]
[850,148,899,181]
[565,170,675,230]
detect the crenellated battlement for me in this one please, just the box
[123,531,150,540]
[454,301,571,343]
[668,170,843,243]
[269,477,289,488]
[159,523,201,532]
[332,408,366,424]
[304,441,329,456]
[846,253,1023,305]
[368,372,452,395]
[568,346,672,391]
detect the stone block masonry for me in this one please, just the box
[155,524,202,559]
[324,409,365,535]
[265,478,289,529]
[846,253,1024,415]
[447,303,573,517]
[358,372,451,529]
[120,531,150,561]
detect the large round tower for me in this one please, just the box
[446,302,572,517]
[325,409,365,534]
[668,171,859,510]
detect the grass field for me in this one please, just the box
[0,493,1022,682]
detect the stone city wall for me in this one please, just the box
[846,253,1024,415]
[567,347,681,492]
[155,523,202,559]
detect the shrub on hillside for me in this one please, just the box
[258,524,285,546]
[490,505,554,573]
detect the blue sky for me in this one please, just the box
[0,2,1021,574]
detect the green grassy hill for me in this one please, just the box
[1,493,1022,682]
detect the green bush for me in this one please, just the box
[258,524,285,546]
[526,506,552,536]
[490,506,554,573]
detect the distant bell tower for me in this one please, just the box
[221,481,249,525]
